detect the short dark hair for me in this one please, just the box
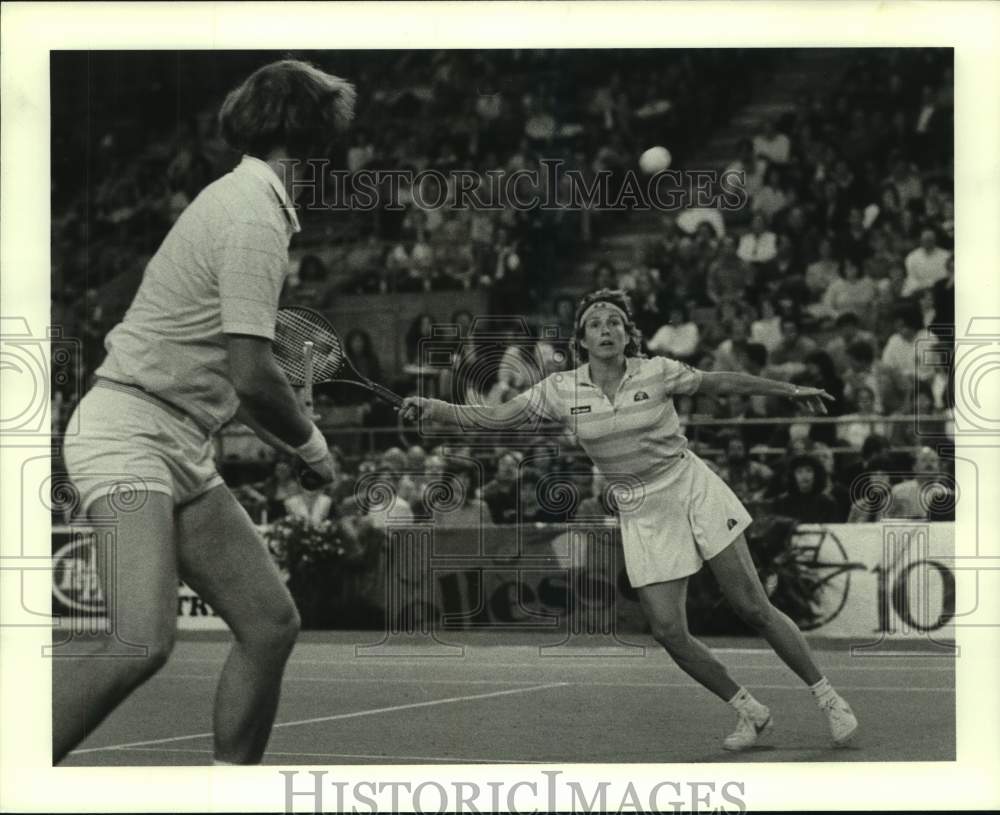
[744,342,768,369]
[861,433,891,460]
[846,340,874,365]
[893,303,924,332]
[219,60,356,161]
[835,312,860,329]
[573,288,643,361]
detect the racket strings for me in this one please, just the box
[273,309,345,384]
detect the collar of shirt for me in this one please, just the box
[576,357,642,389]
[237,155,302,235]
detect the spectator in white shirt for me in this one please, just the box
[676,207,727,239]
[837,386,887,450]
[737,213,778,265]
[816,259,878,322]
[881,304,935,386]
[751,166,789,221]
[903,229,951,297]
[751,297,783,353]
[648,304,700,362]
[753,118,791,165]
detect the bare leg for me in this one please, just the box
[638,578,741,701]
[53,493,178,763]
[176,486,300,764]
[708,535,822,685]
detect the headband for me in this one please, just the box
[579,300,629,328]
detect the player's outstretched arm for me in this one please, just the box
[400,395,535,431]
[697,371,833,415]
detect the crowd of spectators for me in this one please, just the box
[51,48,765,427]
[226,431,955,537]
[597,49,954,458]
[51,48,957,538]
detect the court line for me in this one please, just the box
[152,674,952,693]
[72,682,567,755]
[158,674,547,686]
[113,746,550,764]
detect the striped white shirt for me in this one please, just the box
[514,356,703,486]
[96,156,301,433]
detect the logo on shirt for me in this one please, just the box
[727,518,739,530]
[570,405,592,415]
[634,391,650,402]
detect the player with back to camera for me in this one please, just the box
[402,289,858,750]
[57,60,355,765]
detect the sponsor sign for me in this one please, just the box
[51,527,226,630]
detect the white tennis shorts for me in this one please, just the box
[617,451,752,588]
[62,381,224,518]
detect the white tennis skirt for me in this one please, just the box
[617,450,752,588]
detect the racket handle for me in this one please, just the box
[368,380,404,409]
[302,341,319,420]
[297,462,327,492]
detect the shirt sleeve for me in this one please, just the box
[218,219,290,339]
[504,372,566,425]
[659,356,703,395]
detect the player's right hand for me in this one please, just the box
[294,424,336,486]
[298,450,336,488]
[400,396,433,423]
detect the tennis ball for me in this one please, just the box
[639,146,672,174]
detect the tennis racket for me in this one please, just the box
[273,306,405,410]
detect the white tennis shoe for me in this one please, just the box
[820,695,858,746]
[722,705,772,751]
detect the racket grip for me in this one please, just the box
[370,381,404,409]
[297,462,328,492]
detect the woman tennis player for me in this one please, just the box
[56,61,355,764]
[402,289,858,750]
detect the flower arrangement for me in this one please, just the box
[263,513,383,629]
[265,515,369,574]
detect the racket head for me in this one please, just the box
[273,306,345,386]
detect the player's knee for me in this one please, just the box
[732,597,773,631]
[649,619,691,652]
[253,599,300,654]
[112,625,175,684]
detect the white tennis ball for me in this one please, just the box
[639,145,672,174]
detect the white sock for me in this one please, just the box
[809,676,838,707]
[727,687,767,717]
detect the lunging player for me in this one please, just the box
[402,289,858,751]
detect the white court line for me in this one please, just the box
[154,674,952,693]
[113,746,549,764]
[72,682,567,755]
[157,674,545,686]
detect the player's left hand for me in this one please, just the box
[789,386,834,415]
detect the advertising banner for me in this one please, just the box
[51,521,956,640]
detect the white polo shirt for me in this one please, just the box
[514,356,703,486]
[903,246,950,297]
[96,156,301,433]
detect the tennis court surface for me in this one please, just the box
[62,631,955,766]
